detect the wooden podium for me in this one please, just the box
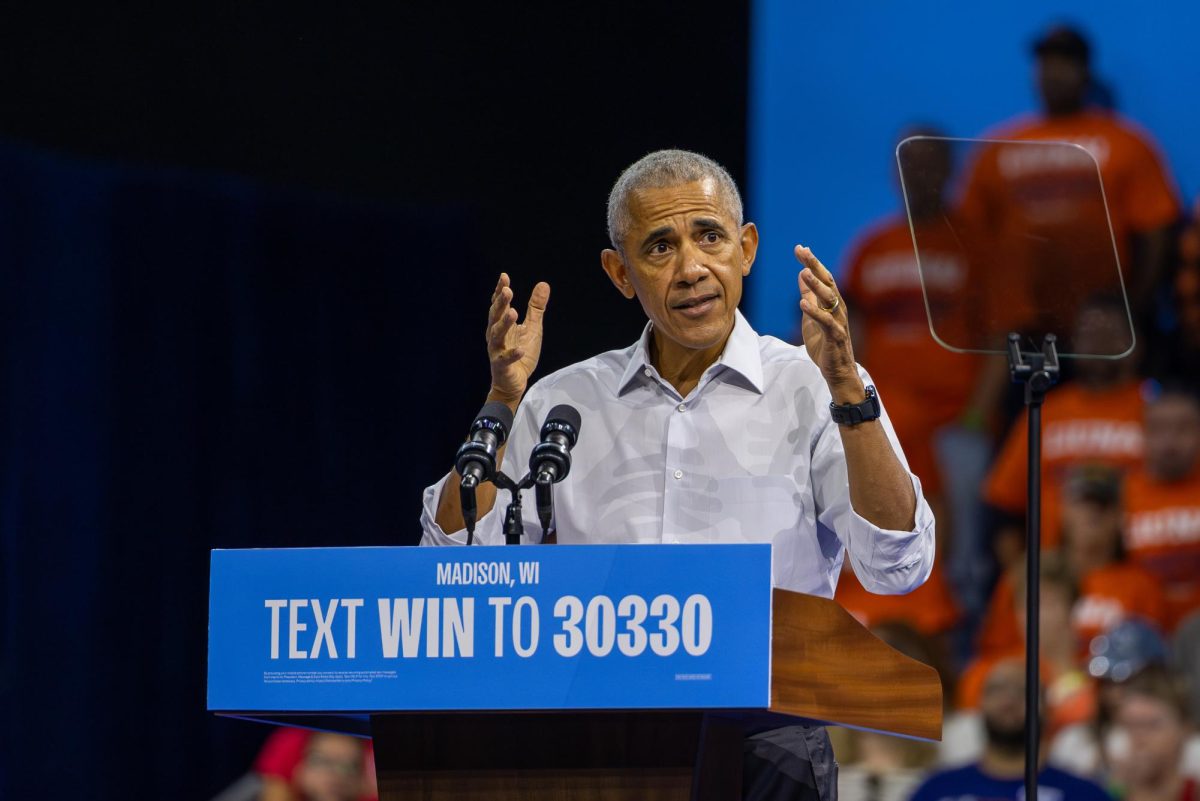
[207,545,941,801]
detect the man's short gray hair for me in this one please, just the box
[606,149,743,252]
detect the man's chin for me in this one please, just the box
[984,719,1028,753]
[659,318,732,352]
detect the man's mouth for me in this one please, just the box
[671,293,720,317]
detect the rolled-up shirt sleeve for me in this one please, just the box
[419,470,487,545]
[811,368,936,595]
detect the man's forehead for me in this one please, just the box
[626,177,735,228]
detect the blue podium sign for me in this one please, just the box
[208,544,772,713]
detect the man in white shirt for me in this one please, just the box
[419,149,936,799]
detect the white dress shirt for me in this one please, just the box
[420,310,935,598]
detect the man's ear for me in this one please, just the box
[739,222,759,277]
[601,249,637,299]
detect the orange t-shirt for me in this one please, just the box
[1124,465,1200,628]
[835,560,960,637]
[843,214,983,415]
[975,562,1167,661]
[843,215,1002,492]
[983,380,1145,549]
[960,110,1179,286]
[1073,564,1169,644]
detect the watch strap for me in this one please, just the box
[829,385,881,426]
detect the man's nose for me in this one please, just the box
[674,244,710,286]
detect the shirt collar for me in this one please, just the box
[617,309,764,396]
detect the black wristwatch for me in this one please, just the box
[829,385,881,426]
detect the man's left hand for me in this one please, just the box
[796,245,864,402]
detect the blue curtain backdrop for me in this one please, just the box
[0,142,481,799]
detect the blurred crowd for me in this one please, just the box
[828,24,1200,801]
[214,22,1200,801]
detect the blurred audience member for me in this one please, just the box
[1066,469,1169,643]
[910,658,1110,801]
[256,727,376,801]
[1053,618,1172,777]
[835,623,942,801]
[960,24,1179,315]
[1124,383,1200,629]
[842,128,1004,619]
[1109,668,1197,801]
[984,296,1145,565]
[959,557,1096,740]
[977,467,1167,659]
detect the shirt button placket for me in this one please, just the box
[664,397,687,542]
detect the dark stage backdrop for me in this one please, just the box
[0,4,748,800]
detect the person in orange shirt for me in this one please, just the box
[844,132,994,456]
[960,26,1179,317]
[1063,469,1168,646]
[958,556,1096,736]
[1123,383,1200,629]
[983,296,1145,564]
[842,129,1008,619]
[976,466,1168,660]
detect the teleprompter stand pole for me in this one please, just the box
[1006,331,1059,801]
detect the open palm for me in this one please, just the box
[487,273,551,401]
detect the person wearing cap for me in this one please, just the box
[1051,618,1174,779]
[959,24,1180,316]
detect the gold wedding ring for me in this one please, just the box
[820,296,840,314]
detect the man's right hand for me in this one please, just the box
[487,273,550,409]
[434,274,550,538]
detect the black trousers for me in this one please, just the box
[742,726,838,801]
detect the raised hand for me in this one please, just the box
[487,273,551,406]
[796,245,863,400]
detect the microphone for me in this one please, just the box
[455,401,514,543]
[529,405,581,540]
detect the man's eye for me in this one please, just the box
[702,231,721,243]
[651,242,670,254]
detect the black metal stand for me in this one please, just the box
[491,470,537,545]
[1005,332,1059,801]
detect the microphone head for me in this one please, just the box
[475,400,515,441]
[541,404,581,445]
